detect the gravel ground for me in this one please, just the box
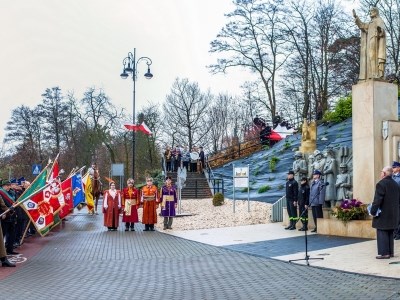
[148,199,273,231]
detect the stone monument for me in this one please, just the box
[352,7,398,203]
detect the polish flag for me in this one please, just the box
[124,122,152,135]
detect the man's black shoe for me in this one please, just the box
[7,251,19,255]
[284,225,292,230]
[311,228,317,233]
[289,226,296,230]
[2,259,16,267]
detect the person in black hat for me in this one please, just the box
[309,170,326,232]
[285,170,298,230]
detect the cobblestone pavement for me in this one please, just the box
[1,213,400,300]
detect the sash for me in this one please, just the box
[124,199,136,216]
[143,195,156,201]
[162,195,174,208]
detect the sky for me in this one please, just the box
[0,0,250,149]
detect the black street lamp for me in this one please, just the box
[120,48,153,179]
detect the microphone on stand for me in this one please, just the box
[321,181,329,186]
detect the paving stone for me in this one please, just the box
[0,213,399,300]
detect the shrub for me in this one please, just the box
[283,141,291,150]
[212,192,224,206]
[269,156,280,172]
[241,187,249,193]
[323,95,352,123]
[258,185,271,193]
[277,184,284,190]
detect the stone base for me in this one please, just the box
[317,218,376,239]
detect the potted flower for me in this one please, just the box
[330,199,368,223]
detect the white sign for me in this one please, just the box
[233,167,249,188]
[111,164,124,176]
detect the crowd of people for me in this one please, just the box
[0,177,35,267]
[102,176,177,232]
[164,145,205,173]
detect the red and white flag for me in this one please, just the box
[124,122,152,135]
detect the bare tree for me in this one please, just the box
[209,0,287,119]
[162,78,211,150]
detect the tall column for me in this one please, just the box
[352,80,398,203]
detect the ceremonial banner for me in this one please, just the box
[72,173,84,208]
[82,172,94,211]
[59,176,73,219]
[46,155,65,213]
[21,167,55,236]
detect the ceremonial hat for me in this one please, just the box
[0,179,11,186]
[287,170,295,175]
[313,170,322,175]
[392,161,400,168]
[17,177,26,185]
[300,177,308,182]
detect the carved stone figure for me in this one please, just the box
[292,151,307,183]
[299,119,317,154]
[307,154,314,180]
[335,163,352,207]
[312,150,325,174]
[322,148,337,207]
[353,7,386,80]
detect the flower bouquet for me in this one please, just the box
[331,199,368,223]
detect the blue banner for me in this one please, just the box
[72,173,84,207]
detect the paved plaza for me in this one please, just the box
[1,212,400,300]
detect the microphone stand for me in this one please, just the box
[289,181,326,266]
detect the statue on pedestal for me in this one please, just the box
[353,7,386,80]
[299,119,316,154]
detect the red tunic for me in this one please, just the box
[141,185,159,225]
[103,189,121,228]
[122,187,139,223]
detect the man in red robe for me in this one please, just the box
[122,178,139,231]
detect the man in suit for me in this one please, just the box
[370,166,400,259]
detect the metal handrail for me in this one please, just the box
[271,195,286,222]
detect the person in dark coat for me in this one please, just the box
[298,177,310,231]
[309,170,326,233]
[285,170,298,230]
[370,166,400,259]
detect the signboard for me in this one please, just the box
[233,167,249,188]
[32,164,42,175]
[111,164,124,176]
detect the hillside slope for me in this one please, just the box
[212,118,352,203]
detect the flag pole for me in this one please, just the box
[19,220,32,245]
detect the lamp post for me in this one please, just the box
[120,48,153,179]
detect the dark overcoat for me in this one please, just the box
[371,176,400,230]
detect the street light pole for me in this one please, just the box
[120,48,153,179]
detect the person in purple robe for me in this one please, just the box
[159,176,177,230]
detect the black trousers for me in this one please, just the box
[311,205,323,228]
[1,221,16,252]
[286,200,297,223]
[298,202,308,226]
[376,229,394,256]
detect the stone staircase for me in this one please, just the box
[168,171,212,199]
